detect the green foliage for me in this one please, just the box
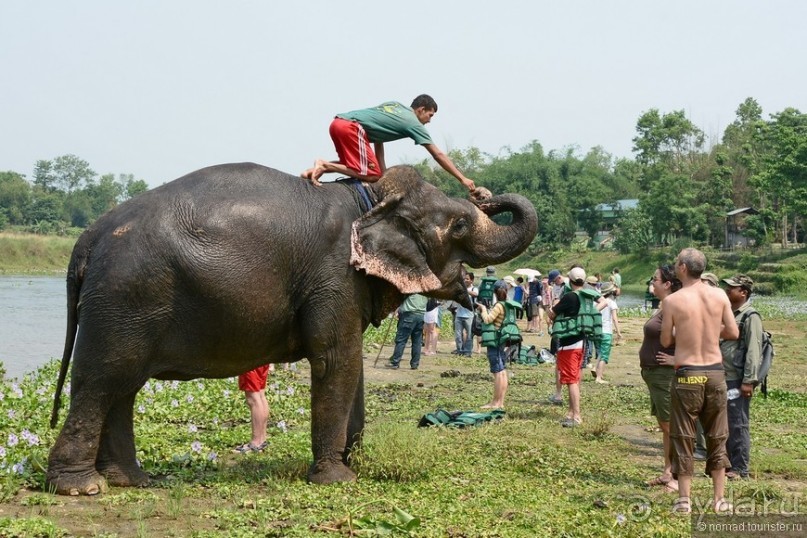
[0,516,68,537]
[2,156,150,231]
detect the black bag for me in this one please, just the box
[426,298,440,311]
[471,313,483,336]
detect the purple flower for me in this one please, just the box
[7,409,15,419]
[7,433,18,447]
[0,446,6,459]
[286,386,295,396]
[191,441,202,453]
[21,430,39,446]
[188,424,198,433]
[170,381,180,390]
[185,395,194,403]
[222,389,231,398]
[277,420,287,433]
[297,407,306,415]
[207,451,217,461]
[11,384,22,398]
[196,382,204,391]
[171,399,179,408]
[137,405,146,414]
[11,462,24,474]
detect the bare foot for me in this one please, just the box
[481,403,503,409]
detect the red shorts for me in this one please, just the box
[238,364,270,392]
[329,117,382,178]
[557,348,583,384]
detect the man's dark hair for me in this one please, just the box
[411,94,438,111]
[659,264,683,292]
[467,273,475,281]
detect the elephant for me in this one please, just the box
[46,163,538,495]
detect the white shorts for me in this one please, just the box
[424,308,439,324]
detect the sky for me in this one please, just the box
[2,1,805,188]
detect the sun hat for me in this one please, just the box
[547,269,561,282]
[701,272,720,288]
[485,266,496,276]
[503,275,516,286]
[585,275,599,285]
[600,282,616,295]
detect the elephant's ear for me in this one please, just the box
[350,194,442,293]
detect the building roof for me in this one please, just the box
[726,207,758,216]
[594,199,639,212]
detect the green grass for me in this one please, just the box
[1,316,804,537]
[0,232,74,275]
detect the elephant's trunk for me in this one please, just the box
[466,193,538,267]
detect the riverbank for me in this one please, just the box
[0,232,72,275]
[2,231,805,297]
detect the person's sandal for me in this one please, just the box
[714,498,733,514]
[232,441,268,454]
[672,497,691,514]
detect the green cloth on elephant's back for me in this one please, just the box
[336,101,433,145]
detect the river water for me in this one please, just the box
[0,276,802,380]
[0,276,66,380]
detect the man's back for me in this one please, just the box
[663,281,735,366]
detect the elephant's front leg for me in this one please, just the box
[307,338,364,484]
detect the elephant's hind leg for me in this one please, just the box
[46,390,111,495]
[96,392,149,487]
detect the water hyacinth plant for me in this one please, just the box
[0,360,310,501]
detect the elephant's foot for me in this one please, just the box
[308,461,357,484]
[97,462,149,487]
[46,468,109,496]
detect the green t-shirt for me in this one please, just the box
[337,102,434,145]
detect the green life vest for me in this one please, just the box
[481,300,523,347]
[550,289,603,342]
[476,277,498,306]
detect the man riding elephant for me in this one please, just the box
[47,163,537,495]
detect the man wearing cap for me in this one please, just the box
[548,267,588,427]
[547,269,566,307]
[720,274,764,480]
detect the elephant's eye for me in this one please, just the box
[451,218,468,236]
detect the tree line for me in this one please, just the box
[1,97,804,253]
[0,155,148,235]
[418,97,805,254]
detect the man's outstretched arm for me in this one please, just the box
[423,144,476,192]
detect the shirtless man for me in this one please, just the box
[661,248,739,514]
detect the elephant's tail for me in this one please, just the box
[50,235,89,428]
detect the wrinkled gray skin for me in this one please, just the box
[46,164,537,495]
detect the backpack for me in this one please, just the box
[731,310,774,397]
[476,277,498,307]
